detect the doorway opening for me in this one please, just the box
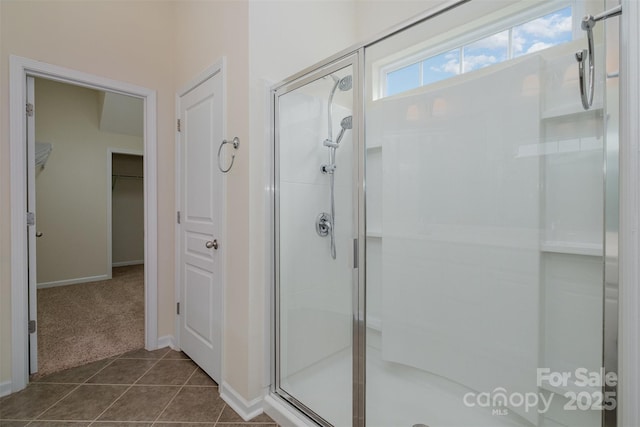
[31,77,146,376]
[10,55,158,392]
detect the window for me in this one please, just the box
[387,63,421,97]
[513,7,573,57]
[384,6,573,97]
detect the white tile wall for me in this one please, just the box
[364,38,610,426]
[369,57,543,424]
[277,74,355,410]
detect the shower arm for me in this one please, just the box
[327,78,340,142]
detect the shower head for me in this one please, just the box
[338,75,352,91]
[329,74,353,91]
[327,75,353,143]
[335,115,353,146]
[340,115,353,130]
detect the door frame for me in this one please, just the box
[9,55,159,391]
[270,53,362,427]
[107,149,145,274]
[174,58,227,363]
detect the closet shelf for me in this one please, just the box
[111,174,144,190]
[541,241,602,257]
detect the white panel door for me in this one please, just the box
[179,71,223,383]
[27,76,38,374]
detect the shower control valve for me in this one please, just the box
[321,164,336,174]
[316,212,332,237]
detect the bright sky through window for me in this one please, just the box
[386,6,573,97]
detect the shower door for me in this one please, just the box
[364,1,618,427]
[273,56,359,427]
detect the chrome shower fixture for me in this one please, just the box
[321,115,352,174]
[329,74,353,92]
[323,116,353,149]
[320,74,353,260]
[316,212,332,237]
[328,74,353,141]
[321,163,336,174]
[337,75,352,91]
[335,115,352,146]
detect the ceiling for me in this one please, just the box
[98,91,143,137]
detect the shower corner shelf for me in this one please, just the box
[540,103,603,120]
[540,241,603,257]
[367,230,383,238]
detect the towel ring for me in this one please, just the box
[217,137,240,173]
[575,5,621,110]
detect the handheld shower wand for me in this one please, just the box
[334,116,353,146]
[317,74,353,260]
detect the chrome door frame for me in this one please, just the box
[271,52,363,427]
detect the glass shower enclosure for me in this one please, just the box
[273,57,360,427]
[272,1,619,426]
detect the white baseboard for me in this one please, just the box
[112,260,144,267]
[157,335,178,351]
[0,380,12,398]
[263,394,316,427]
[220,381,264,421]
[37,274,109,289]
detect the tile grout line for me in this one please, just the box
[24,350,120,422]
[28,383,83,423]
[182,364,201,385]
[149,364,200,426]
[78,357,119,384]
[87,356,165,426]
[14,350,231,427]
[8,352,166,425]
[213,403,227,426]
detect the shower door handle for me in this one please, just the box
[206,239,218,250]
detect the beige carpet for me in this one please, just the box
[35,265,144,377]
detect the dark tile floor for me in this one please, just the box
[0,348,277,427]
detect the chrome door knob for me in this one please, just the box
[206,239,218,250]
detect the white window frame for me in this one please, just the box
[380,0,580,98]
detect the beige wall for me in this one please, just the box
[354,0,444,41]
[112,154,144,266]
[247,0,358,401]
[0,0,442,402]
[174,0,362,401]
[34,78,143,285]
[0,0,176,386]
[174,0,251,398]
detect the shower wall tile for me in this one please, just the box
[374,57,542,425]
[279,181,352,377]
[277,73,355,384]
[542,252,603,379]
